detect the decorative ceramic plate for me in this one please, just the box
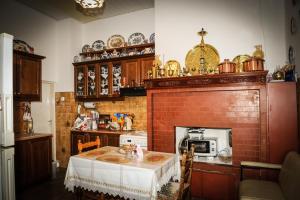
[149,33,155,43]
[144,153,169,164]
[232,54,250,73]
[82,44,90,53]
[185,44,220,75]
[92,40,105,51]
[107,35,125,49]
[13,40,34,53]
[96,155,130,164]
[128,32,145,46]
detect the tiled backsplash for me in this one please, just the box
[55,92,147,167]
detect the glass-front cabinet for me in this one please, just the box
[99,64,109,96]
[87,64,97,97]
[75,66,86,97]
[112,63,122,96]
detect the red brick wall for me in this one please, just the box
[147,86,268,165]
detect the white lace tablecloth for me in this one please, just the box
[64,146,180,200]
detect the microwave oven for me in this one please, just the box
[187,138,217,157]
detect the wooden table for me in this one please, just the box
[64,146,180,200]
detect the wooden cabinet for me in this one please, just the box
[122,59,140,87]
[13,50,45,101]
[74,43,154,100]
[15,135,52,190]
[267,82,298,164]
[191,163,239,200]
[71,130,121,155]
[140,57,154,83]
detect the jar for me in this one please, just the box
[243,57,264,72]
[218,59,236,73]
[253,45,264,59]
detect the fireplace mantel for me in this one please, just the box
[144,71,268,89]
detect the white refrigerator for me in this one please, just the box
[0,33,16,200]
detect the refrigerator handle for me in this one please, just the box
[0,94,2,111]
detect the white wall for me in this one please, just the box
[285,0,300,74]
[0,0,58,82]
[155,0,286,73]
[55,19,83,92]
[82,8,154,50]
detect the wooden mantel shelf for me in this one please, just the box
[144,71,268,89]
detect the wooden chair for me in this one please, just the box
[77,136,101,153]
[158,144,195,200]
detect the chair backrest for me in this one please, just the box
[278,151,300,200]
[178,144,195,200]
[78,136,101,153]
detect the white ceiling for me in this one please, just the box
[16,0,154,23]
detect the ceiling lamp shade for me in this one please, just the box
[75,0,105,9]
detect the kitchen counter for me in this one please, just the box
[15,133,52,141]
[71,129,136,135]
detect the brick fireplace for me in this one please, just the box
[146,72,268,166]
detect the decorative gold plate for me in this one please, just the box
[107,34,125,49]
[164,60,180,77]
[144,154,169,164]
[96,155,130,164]
[185,44,220,75]
[232,55,251,73]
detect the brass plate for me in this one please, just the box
[96,155,130,164]
[165,60,180,77]
[232,54,250,73]
[185,44,220,75]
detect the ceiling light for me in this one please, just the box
[75,0,105,9]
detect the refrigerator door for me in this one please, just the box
[1,147,15,200]
[0,33,14,147]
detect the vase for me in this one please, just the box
[253,45,264,59]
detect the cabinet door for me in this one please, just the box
[99,64,110,96]
[87,64,98,98]
[74,66,87,97]
[122,59,140,87]
[15,141,31,190]
[14,54,41,101]
[140,57,154,84]
[107,134,120,147]
[267,82,298,163]
[191,170,237,200]
[112,62,122,96]
[29,137,52,183]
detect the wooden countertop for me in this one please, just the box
[71,129,136,135]
[15,133,52,141]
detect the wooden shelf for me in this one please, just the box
[73,53,155,65]
[79,43,155,56]
[144,71,268,89]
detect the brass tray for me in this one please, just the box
[232,54,250,73]
[185,44,220,75]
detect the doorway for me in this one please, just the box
[31,81,56,161]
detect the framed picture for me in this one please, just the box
[290,17,297,34]
[288,46,295,64]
